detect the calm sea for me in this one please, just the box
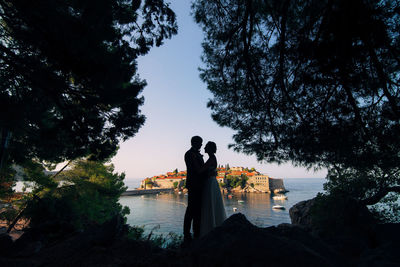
[120,178,325,236]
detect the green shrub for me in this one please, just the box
[127,225,183,249]
[323,166,400,223]
[23,159,129,231]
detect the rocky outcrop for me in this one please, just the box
[289,196,376,233]
[288,196,399,265]
[241,185,263,193]
[289,198,316,228]
[229,185,268,193]
[0,213,344,266]
[185,213,342,266]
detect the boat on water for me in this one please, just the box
[238,200,244,203]
[233,207,238,212]
[272,205,285,210]
[272,195,288,200]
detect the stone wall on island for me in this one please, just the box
[154,178,184,189]
[269,177,286,193]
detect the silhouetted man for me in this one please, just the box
[183,136,204,243]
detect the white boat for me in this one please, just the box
[178,191,182,195]
[238,200,244,203]
[272,205,285,210]
[272,195,288,200]
[233,207,238,212]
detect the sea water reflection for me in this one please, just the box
[120,178,325,235]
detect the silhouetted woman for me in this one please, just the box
[199,141,227,237]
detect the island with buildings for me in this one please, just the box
[139,166,286,194]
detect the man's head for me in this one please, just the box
[191,136,203,150]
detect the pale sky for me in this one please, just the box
[111,1,327,181]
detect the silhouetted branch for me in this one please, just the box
[361,186,400,206]
[50,160,72,180]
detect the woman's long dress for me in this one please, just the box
[199,169,227,237]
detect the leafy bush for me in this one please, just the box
[127,225,183,249]
[0,164,16,201]
[223,175,248,189]
[127,225,145,240]
[324,166,400,223]
[23,159,129,231]
[0,159,57,223]
[369,192,400,223]
[240,174,248,189]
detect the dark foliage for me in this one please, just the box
[310,192,376,237]
[193,0,400,207]
[0,0,177,164]
[23,159,129,231]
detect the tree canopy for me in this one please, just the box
[193,0,400,207]
[0,0,177,165]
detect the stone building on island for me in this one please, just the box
[247,174,286,193]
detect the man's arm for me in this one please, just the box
[185,151,202,176]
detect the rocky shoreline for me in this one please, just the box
[0,198,399,266]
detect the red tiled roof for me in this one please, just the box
[157,176,184,180]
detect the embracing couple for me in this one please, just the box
[183,136,227,244]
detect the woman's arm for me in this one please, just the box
[199,155,217,176]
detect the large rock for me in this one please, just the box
[289,196,384,263]
[241,185,262,193]
[185,213,342,266]
[289,196,375,232]
[358,223,400,266]
[289,198,316,227]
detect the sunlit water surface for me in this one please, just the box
[120,178,325,235]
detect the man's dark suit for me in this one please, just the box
[183,147,204,239]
